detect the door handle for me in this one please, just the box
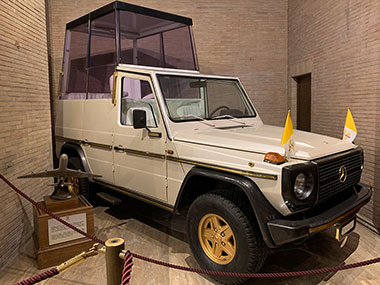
[114,145,125,152]
[148,132,162,138]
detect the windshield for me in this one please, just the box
[157,75,256,122]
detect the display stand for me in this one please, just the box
[33,195,94,269]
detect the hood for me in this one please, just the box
[173,124,356,160]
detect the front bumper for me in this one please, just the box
[267,183,372,246]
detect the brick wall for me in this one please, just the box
[288,0,380,230]
[46,0,288,126]
[0,0,378,271]
[0,0,52,268]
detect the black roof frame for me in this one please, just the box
[66,1,193,30]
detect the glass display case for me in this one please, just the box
[60,1,198,99]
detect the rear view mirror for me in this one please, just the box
[133,109,147,129]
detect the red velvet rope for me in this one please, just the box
[0,174,105,246]
[16,267,58,285]
[2,174,380,280]
[131,252,380,278]
[121,251,134,285]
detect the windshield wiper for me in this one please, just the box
[180,115,216,127]
[211,114,249,126]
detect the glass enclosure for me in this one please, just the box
[88,12,116,99]
[157,75,256,122]
[63,22,88,99]
[61,1,197,99]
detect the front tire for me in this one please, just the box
[187,193,267,284]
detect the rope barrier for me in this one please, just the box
[121,251,134,285]
[1,174,380,282]
[0,174,105,246]
[16,267,58,285]
[131,252,380,278]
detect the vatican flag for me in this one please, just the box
[343,108,357,143]
[281,111,295,159]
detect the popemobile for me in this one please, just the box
[55,2,372,284]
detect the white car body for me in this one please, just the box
[56,64,358,216]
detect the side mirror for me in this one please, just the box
[133,109,147,129]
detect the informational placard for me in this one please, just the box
[48,213,87,245]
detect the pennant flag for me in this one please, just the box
[281,111,295,159]
[343,108,357,143]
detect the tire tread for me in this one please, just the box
[67,156,92,202]
[187,192,267,285]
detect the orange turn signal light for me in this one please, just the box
[264,152,286,165]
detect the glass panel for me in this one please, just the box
[90,12,116,66]
[120,77,159,127]
[137,34,162,67]
[62,22,88,100]
[157,75,256,121]
[120,37,134,63]
[119,10,196,70]
[119,10,176,41]
[207,81,250,117]
[88,65,115,98]
[162,27,195,70]
[88,12,116,98]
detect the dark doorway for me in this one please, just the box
[295,73,311,132]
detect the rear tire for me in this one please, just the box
[67,156,92,202]
[187,193,267,285]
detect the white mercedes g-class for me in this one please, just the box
[56,2,372,284]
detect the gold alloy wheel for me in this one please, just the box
[67,177,79,195]
[198,213,236,265]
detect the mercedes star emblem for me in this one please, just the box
[339,166,347,183]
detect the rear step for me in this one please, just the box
[96,192,122,206]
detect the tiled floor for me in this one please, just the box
[1,196,380,284]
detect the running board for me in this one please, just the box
[94,179,174,212]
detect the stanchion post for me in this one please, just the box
[105,238,125,285]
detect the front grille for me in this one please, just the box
[314,148,362,203]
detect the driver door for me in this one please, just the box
[113,73,168,203]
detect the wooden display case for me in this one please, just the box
[33,195,95,269]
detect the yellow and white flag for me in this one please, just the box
[343,108,357,143]
[281,111,295,159]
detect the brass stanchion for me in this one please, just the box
[106,238,125,285]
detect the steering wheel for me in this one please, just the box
[210,105,230,117]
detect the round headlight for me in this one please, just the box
[294,172,314,200]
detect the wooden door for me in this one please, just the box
[296,73,311,132]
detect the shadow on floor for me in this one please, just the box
[102,194,188,241]
[245,230,360,284]
[98,192,360,285]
